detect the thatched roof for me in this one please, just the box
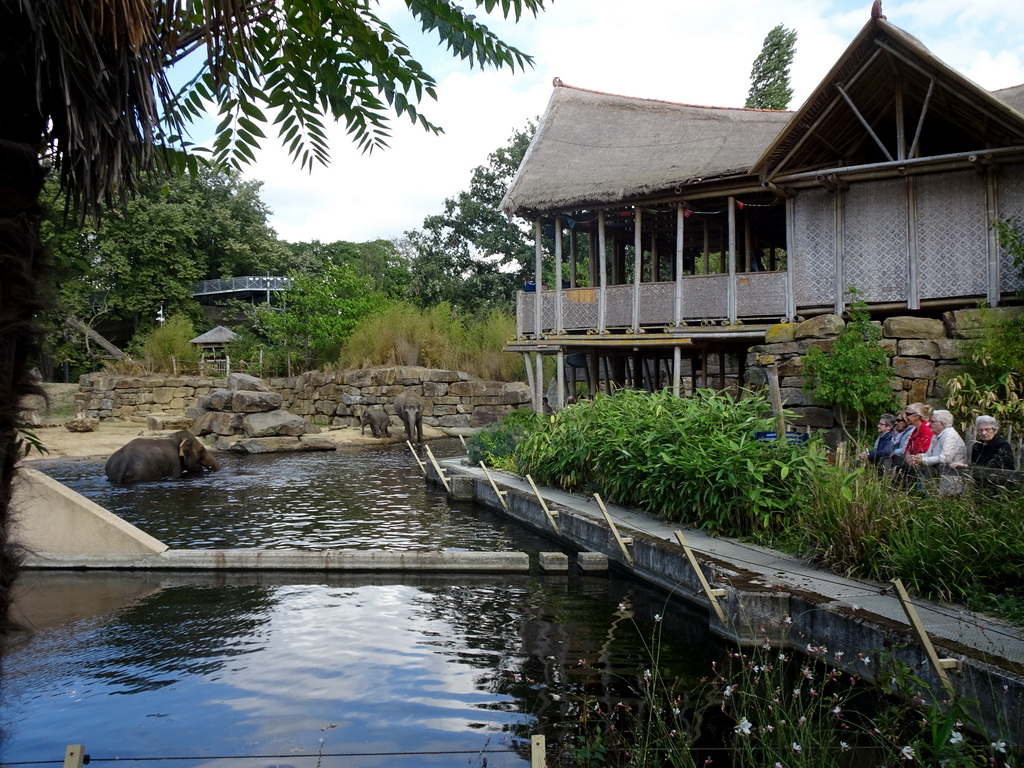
[994,84,1024,116]
[500,82,792,218]
[189,325,239,347]
[753,18,1024,179]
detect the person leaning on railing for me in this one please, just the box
[907,409,966,495]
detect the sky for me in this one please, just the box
[201,0,1024,245]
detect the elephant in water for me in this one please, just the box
[394,390,424,443]
[360,408,391,438]
[105,430,222,483]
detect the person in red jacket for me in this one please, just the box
[902,402,934,490]
[904,402,935,456]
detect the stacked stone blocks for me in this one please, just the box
[744,308,1017,428]
[77,366,531,429]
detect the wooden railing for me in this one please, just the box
[517,271,788,337]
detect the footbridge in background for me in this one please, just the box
[192,276,290,303]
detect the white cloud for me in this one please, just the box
[233,0,1024,244]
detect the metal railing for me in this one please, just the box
[192,276,291,297]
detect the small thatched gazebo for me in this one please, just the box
[189,325,240,376]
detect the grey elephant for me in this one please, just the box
[394,390,424,443]
[105,430,222,483]
[360,408,391,438]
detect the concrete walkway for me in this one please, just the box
[447,460,1024,669]
[439,458,1024,744]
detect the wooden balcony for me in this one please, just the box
[517,271,789,338]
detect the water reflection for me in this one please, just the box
[33,440,551,552]
[5,571,720,767]
[8,441,726,765]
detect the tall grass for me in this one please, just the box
[337,301,523,381]
[794,462,1024,606]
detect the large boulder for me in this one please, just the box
[242,410,319,438]
[232,389,284,413]
[227,372,274,392]
[882,316,945,339]
[795,314,844,339]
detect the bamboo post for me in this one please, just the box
[63,746,86,768]
[593,494,633,565]
[525,474,560,533]
[406,440,426,475]
[891,578,961,696]
[531,734,546,767]
[480,462,509,510]
[767,360,787,440]
[673,530,729,625]
[458,434,468,452]
[423,445,451,494]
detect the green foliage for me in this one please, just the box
[802,288,898,436]
[467,408,544,471]
[793,462,1024,605]
[513,388,824,538]
[171,1,546,171]
[338,302,523,380]
[404,121,589,312]
[132,315,199,374]
[282,239,411,298]
[745,24,798,110]
[250,263,386,371]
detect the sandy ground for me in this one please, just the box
[21,417,454,463]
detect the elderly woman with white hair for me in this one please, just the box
[967,415,1016,470]
[908,409,966,494]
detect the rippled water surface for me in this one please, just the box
[6,440,725,766]
[34,439,548,551]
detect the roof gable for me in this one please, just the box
[501,82,792,218]
[753,18,1024,180]
[190,325,239,346]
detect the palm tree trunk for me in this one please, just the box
[0,4,49,641]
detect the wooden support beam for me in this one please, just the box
[674,530,728,625]
[593,493,633,565]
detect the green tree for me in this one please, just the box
[250,263,386,371]
[406,122,548,312]
[1,0,546,638]
[745,24,798,110]
[283,239,410,299]
[802,288,898,439]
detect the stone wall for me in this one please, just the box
[745,307,1018,428]
[77,366,532,429]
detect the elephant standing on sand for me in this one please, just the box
[394,390,424,443]
[360,408,391,438]
[105,430,222,483]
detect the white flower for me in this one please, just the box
[783,614,793,625]
[901,745,915,760]
[839,741,850,752]
[832,705,842,715]
[950,731,964,745]
[734,717,752,736]
[723,684,735,698]
[992,741,1007,754]
[654,613,662,622]
[791,742,802,753]
[643,668,652,682]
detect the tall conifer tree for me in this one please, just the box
[745,24,798,110]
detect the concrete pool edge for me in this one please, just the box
[432,458,1024,746]
[21,549,531,572]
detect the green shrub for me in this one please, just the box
[515,388,824,538]
[467,408,544,472]
[131,314,198,373]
